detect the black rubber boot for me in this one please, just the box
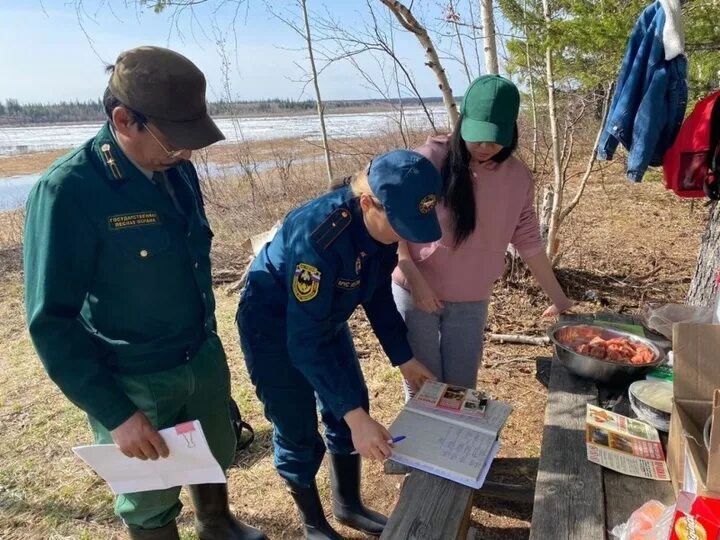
[329,454,387,536]
[188,483,268,540]
[127,521,180,540]
[286,480,345,540]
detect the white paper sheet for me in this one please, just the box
[389,408,502,488]
[391,440,500,489]
[73,420,225,494]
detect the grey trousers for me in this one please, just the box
[392,282,489,392]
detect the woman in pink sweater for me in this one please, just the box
[392,75,574,391]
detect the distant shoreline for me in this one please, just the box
[0,101,447,129]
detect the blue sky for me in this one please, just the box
[0,0,497,104]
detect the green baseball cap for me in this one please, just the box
[460,75,520,147]
[109,46,224,150]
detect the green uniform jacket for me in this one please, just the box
[24,123,217,431]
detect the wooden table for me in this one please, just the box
[383,313,676,539]
[529,361,675,539]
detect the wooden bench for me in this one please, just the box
[529,314,676,539]
[382,457,534,539]
[381,468,475,539]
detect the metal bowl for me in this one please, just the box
[547,322,665,383]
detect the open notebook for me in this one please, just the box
[389,381,512,488]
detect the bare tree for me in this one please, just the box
[267,0,334,187]
[300,0,333,186]
[314,2,438,134]
[523,0,539,172]
[379,0,459,128]
[466,0,483,75]
[540,0,563,260]
[480,0,499,74]
[558,84,612,223]
[445,2,473,84]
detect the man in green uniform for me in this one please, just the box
[23,46,267,540]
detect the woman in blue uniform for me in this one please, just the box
[237,149,442,539]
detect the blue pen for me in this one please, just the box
[351,435,406,455]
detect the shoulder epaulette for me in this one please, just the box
[310,208,352,250]
[99,142,125,181]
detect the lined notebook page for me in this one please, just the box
[389,409,496,482]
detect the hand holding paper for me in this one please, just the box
[110,410,169,460]
[74,420,225,494]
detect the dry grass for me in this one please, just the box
[0,209,23,245]
[0,150,67,177]
[0,132,708,539]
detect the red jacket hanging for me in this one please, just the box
[662,90,720,199]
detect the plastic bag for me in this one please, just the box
[610,500,675,540]
[641,303,714,339]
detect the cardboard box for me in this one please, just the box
[667,323,720,498]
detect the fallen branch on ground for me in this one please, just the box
[488,334,550,345]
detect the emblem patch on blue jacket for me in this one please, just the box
[293,263,321,302]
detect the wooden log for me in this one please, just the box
[488,333,550,346]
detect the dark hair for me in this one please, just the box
[102,65,147,127]
[441,114,519,245]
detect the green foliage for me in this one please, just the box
[684,1,720,100]
[138,0,168,14]
[499,0,720,99]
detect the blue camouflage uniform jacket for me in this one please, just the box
[241,186,414,420]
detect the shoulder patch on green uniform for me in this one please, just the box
[99,143,125,181]
[310,208,352,250]
[108,212,161,230]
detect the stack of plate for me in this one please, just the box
[628,380,673,432]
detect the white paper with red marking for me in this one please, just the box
[73,420,225,494]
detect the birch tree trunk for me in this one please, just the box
[300,0,333,186]
[380,0,459,128]
[524,16,539,172]
[541,0,563,261]
[467,0,483,75]
[480,0,499,74]
[687,203,720,306]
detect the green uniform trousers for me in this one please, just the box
[89,334,236,530]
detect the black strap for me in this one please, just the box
[229,398,255,452]
[236,420,255,451]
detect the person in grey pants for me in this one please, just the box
[391,76,574,394]
[392,283,488,392]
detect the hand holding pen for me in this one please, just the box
[351,435,406,456]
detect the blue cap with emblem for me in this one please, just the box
[368,149,442,243]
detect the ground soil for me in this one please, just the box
[0,136,707,539]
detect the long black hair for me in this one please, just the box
[441,114,519,246]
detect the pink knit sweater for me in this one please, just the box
[392,135,544,302]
